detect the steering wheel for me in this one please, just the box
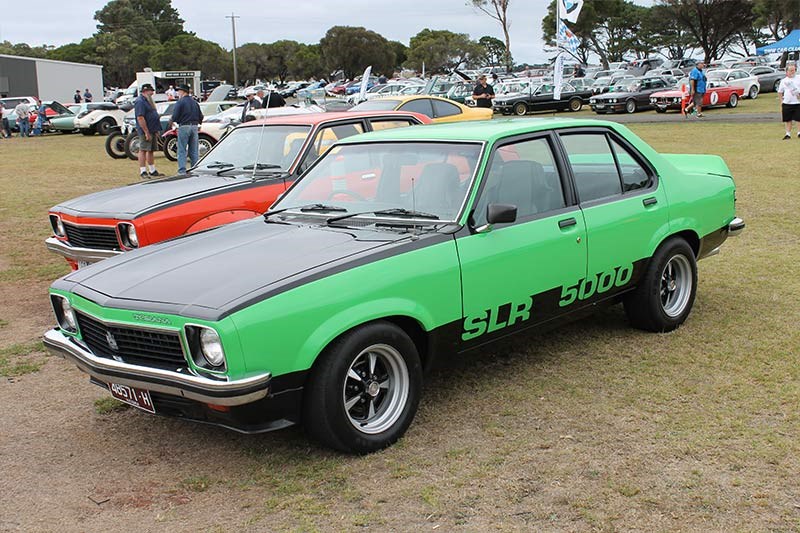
[327,190,365,201]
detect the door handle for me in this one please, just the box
[558,217,577,229]
[642,197,657,207]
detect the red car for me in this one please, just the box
[46,111,431,270]
[649,80,745,113]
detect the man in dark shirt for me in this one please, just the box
[241,89,262,122]
[73,90,82,104]
[134,83,164,178]
[472,75,495,108]
[168,84,204,175]
[258,89,286,109]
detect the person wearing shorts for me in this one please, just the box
[684,60,707,117]
[777,64,800,140]
[134,83,164,178]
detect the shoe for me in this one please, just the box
[696,113,704,118]
[783,134,791,140]
[148,171,165,177]
[140,171,150,179]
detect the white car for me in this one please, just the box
[706,69,760,99]
[0,96,39,129]
[72,103,126,135]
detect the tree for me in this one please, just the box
[95,0,184,43]
[0,41,51,58]
[290,44,325,80]
[236,43,272,83]
[389,41,409,68]
[264,40,301,83]
[319,26,395,79]
[657,0,756,62]
[753,0,800,40]
[150,34,230,80]
[478,35,508,66]
[405,29,482,73]
[469,0,512,72]
[642,4,695,59]
[49,39,99,64]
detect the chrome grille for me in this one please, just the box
[63,223,120,250]
[76,312,187,370]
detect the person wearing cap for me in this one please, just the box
[168,84,204,175]
[74,90,82,104]
[134,83,164,178]
[472,75,495,109]
[241,89,261,122]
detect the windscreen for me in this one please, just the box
[349,99,401,112]
[195,125,311,172]
[273,142,483,221]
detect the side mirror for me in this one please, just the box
[476,203,517,233]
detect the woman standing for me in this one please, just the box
[778,64,800,140]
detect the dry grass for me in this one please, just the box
[0,123,798,531]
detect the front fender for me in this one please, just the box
[185,210,262,234]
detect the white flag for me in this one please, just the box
[358,66,372,103]
[553,54,564,100]
[560,0,584,23]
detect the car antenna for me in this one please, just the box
[251,90,271,181]
[410,175,419,240]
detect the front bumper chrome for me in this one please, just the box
[45,236,122,264]
[43,328,272,406]
[728,217,745,237]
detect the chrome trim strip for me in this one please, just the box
[43,328,271,406]
[728,217,745,237]
[45,236,122,263]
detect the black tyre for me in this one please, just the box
[747,85,759,99]
[625,99,637,114]
[624,238,697,332]
[96,118,114,136]
[303,321,422,454]
[726,93,739,108]
[513,102,528,116]
[124,132,140,160]
[568,97,582,112]
[163,137,178,161]
[104,131,127,159]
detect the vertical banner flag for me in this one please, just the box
[559,0,584,24]
[557,18,581,55]
[553,53,565,100]
[357,65,372,103]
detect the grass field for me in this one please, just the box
[0,119,799,531]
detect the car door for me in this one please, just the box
[557,129,669,299]
[456,134,587,347]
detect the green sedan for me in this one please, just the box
[44,118,743,453]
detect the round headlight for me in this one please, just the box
[199,328,225,367]
[60,297,77,331]
[119,223,138,248]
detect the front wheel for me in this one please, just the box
[513,102,528,116]
[569,98,582,112]
[163,137,178,161]
[624,238,697,332]
[727,93,739,108]
[303,321,422,454]
[96,118,114,136]
[104,131,127,159]
[625,99,637,114]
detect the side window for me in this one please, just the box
[473,137,566,225]
[432,99,461,118]
[560,133,622,202]
[398,98,434,118]
[370,119,415,131]
[610,138,651,192]
[299,122,364,172]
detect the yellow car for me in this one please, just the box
[348,95,493,123]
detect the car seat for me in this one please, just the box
[412,162,461,214]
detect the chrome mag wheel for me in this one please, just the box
[661,254,693,318]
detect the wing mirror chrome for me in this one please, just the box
[475,203,517,233]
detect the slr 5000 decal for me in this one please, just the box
[558,263,633,307]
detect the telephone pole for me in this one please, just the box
[226,13,240,87]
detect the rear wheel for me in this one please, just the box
[625,99,637,114]
[163,137,178,161]
[726,93,739,108]
[124,132,140,160]
[624,238,697,332]
[80,128,95,136]
[104,131,127,159]
[198,134,215,158]
[96,118,114,136]
[569,97,582,112]
[513,102,528,116]
[747,85,759,99]
[773,80,781,92]
[303,321,422,454]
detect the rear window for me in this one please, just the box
[349,99,401,112]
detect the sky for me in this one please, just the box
[0,1,655,64]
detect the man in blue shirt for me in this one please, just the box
[168,84,204,175]
[134,83,164,178]
[684,60,707,117]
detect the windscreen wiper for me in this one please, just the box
[204,161,234,169]
[216,163,283,176]
[326,208,440,225]
[263,203,348,220]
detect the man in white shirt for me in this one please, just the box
[14,102,31,138]
[777,63,800,140]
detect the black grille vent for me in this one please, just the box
[76,312,187,370]
[63,223,120,250]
